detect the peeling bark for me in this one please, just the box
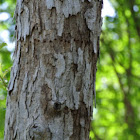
[5,0,102,139]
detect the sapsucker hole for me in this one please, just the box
[54,102,61,111]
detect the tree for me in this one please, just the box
[4,0,102,139]
[91,0,140,139]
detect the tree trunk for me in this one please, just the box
[4,0,102,139]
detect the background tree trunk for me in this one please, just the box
[4,0,102,139]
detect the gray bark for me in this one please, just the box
[4,0,102,139]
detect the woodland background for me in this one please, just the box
[0,0,140,139]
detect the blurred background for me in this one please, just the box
[0,0,140,139]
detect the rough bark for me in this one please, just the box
[4,0,102,140]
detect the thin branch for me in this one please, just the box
[0,74,8,88]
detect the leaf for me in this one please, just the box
[0,42,7,50]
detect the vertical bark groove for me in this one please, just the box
[5,0,102,139]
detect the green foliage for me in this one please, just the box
[0,43,12,138]
[90,0,140,139]
[0,0,15,138]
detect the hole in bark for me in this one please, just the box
[33,125,38,128]
[54,102,61,110]
[64,106,69,114]
[73,63,78,72]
